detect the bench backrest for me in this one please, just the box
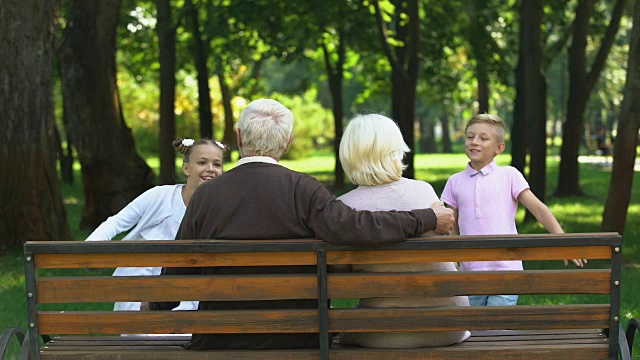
[24,233,622,359]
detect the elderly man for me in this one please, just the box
[151,99,454,350]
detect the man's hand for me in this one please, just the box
[564,258,588,267]
[431,202,454,235]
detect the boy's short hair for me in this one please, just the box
[466,113,506,143]
[339,113,410,186]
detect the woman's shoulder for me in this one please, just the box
[399,177,435,192]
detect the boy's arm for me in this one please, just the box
[518,189,562,232]
[518,189,586,267]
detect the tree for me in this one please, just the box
[0,0,72,247]
[156,0,178,184]
[602,0,640,234]
[60,0,155,229]
[185,0,214,140]
[371,0,420,178]
[512,0,546,223]
[556,0,627,196]
[511,0,573,176]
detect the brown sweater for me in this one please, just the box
[151,162,437,349]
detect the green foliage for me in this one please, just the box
[271,89,335,159]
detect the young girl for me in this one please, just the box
[86,138,226,311]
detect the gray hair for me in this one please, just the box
[237,99,294,159]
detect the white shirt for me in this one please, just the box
[86,185,196,311]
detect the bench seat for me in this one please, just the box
[41,329,610,359]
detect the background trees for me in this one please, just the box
[60,0,155,229]
[0,0,72,247]
[0,0,637,247]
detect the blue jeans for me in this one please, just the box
[469,295,518,306]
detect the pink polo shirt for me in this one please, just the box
[441,161,529,271]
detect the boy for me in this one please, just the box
[441,113,585,307]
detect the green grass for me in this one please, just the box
[1,151,639,358]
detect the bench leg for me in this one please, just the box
[18,331,36,360]
[626,318,640,354]
[0,327,26,360]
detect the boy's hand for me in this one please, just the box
[431,202,454,235]
[564,259,587,267]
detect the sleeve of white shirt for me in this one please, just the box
[85,186,159,241]
[171,301,199,311]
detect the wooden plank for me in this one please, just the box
[38,344,610,360]
[34,252,317,269]
[36,269,611,304]
[329,270,611,298]
[326,246,612,265]
[38,310,320,335]
[469,329,604,336]
[328,305,611,332]
[36,274,318,303]
[38,305,610,335]
[34,245,613,269]
[40,349,320,360]
[464,333,605,342]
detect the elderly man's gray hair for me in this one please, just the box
[237,99,294,159]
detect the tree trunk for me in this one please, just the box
[218,70,236,157]
[60,0,155,230]
[321,32,345,189]
[419,114,437,153]
[518,0,546,223]
[372,0,420,179]
[440,113,453,153]
[602,0,640,234]
[556,0,627,196]
[511,57,528,174]
[0,0,73,247]
[186,0,213,140]
[54,123,74,185]
[469,0,490,114]
[393,69,417,178]
[156,0,177,185]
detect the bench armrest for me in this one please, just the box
[0,327,25,360]
[626,318,640,355]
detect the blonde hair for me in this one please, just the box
[465,113,506,143]
[339,114,410,186]
[237,99,294,159]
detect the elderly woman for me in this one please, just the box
[337,113,470,348]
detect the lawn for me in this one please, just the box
[1,152,639,359]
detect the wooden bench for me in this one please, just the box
[7,233,634,359]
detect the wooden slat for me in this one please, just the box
[328,305,610,331]
[34,252,317,269]
[329,270,611,298]
[36,269,611,304]
[36,274,317,303]
[326,246,612,265]
[469,329,604,336]
[33,245,613,269]
[38,305,610,335]
[38,344,610,360]
[38,310,320,334]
